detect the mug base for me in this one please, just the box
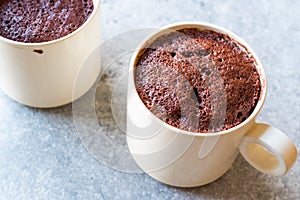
[146,165,232,188]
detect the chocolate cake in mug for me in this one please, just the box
[0,0,94,43]
[135,28,261,133]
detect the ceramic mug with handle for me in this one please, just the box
[126,22,298,187]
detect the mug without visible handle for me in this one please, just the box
[0,0,101,108]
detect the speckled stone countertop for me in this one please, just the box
[0,0,299,199]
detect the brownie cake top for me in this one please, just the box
[0,0,94,43]
[135,28,261,133]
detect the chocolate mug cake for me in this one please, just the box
[0,0,94,43]
[135,28,261,133]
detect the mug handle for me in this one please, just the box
[239,123,298,176]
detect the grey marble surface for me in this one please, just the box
[0,0,300,199]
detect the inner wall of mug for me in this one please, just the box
[0,0,101,47]
[131,22,267,136]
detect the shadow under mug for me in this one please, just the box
[0,0,101,108]
[126,22,298,187]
